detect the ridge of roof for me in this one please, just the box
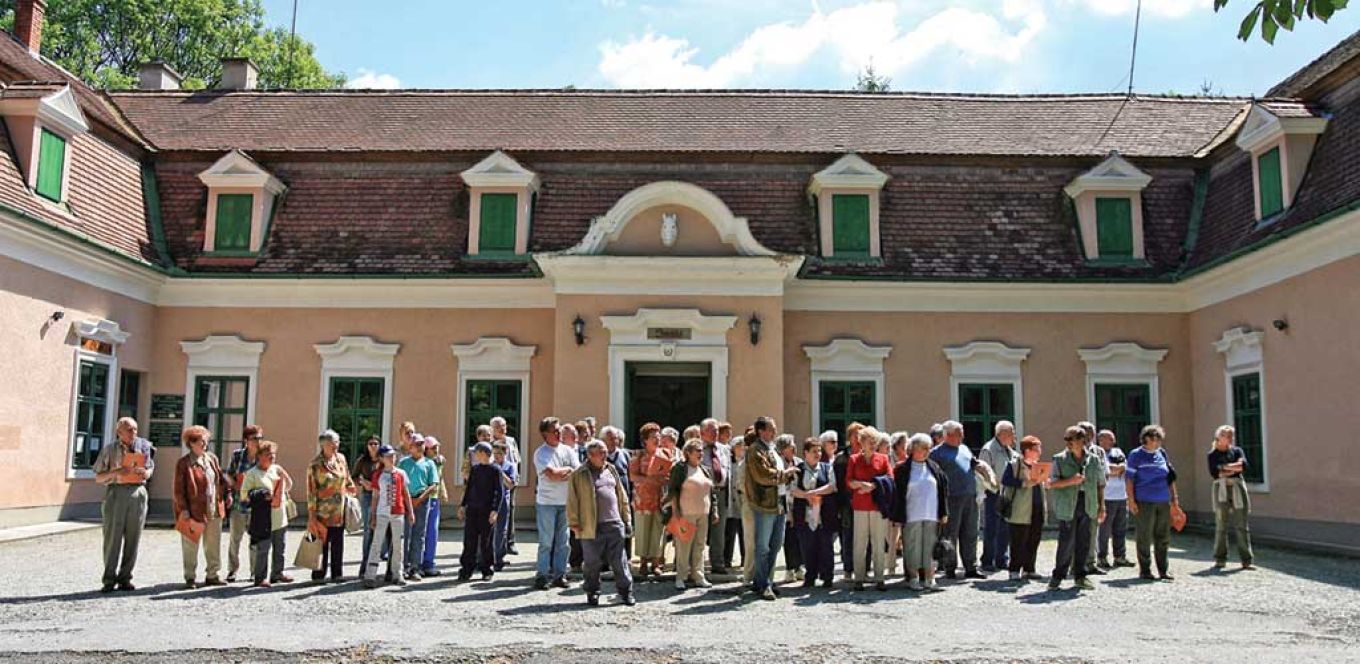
[104,87,1252,103]
[1266,28,1360,99]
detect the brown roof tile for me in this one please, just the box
[108,89,1247,158]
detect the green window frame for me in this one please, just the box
[464,379,522,455]
[72,358,112,470]
[36,128,66,202]
[1231,372,1265,485]
[818,381,876,439]
[830,193,871,257]
[1257,147,1284,218]
[213,193,254,252]
[192,376,249,458]
[1094,383,1151,454]
[1095,197,1135,258]
[478,193,519,253]
[958,383,1014,452]
[326,377,385,462]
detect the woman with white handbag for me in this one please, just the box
[306,430,357,583]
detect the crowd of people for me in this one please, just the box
[93,413,1258,606]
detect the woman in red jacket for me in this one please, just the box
[845,426,893,591]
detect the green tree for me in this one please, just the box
[0,0,344,89]
[1215,0,1350,44]
[855,63,891,93]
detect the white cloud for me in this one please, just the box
[1068,0,1210,19]
[597,0,1048,88]
[346,68,402,89]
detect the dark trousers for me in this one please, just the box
[796,522,835,582]
[1008,519,1043,574]
[252,527,286,583]
[1098,499,1129,560]
[941,494,979,574]
[507,488,517,547]
[723,517,744,567]
[783,518,803,572]
[839,508,855,575]
[1134,501,1171,575]
[569,531,583,569]
[708,487,729,569]
[981,492,1010,568]
[582,521,633,597]
[460,507,495,575]
[312,526,344,580]
[1052,498,1092,582]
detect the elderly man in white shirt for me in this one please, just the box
[978,421,1018,573]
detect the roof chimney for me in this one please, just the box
[14,0,47,54]
[138,61,183,90]
[219,57,259,90]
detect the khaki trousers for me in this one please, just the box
[852,510,888,584]
[634,511,663,561]
[741,504,756,583]
[181,516,223,582]
[227,510,250,576]
[675,515,709,583]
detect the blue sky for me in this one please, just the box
[260,0,1358,95]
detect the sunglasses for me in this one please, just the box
[247,435,264,441]
[367,441,380,446]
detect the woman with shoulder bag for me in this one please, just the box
[1002,435,1047,582]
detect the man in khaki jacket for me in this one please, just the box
[568,440,635,606]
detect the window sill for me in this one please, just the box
[463,252,532,262]
[1253,209,1287,231]
[195,253,262,268]
[819,255,883,265]
[1246,482,1270,494]
[1084,257,1150,267]
[66,468,95,481]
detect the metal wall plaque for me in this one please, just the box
[148,421,181,447]
[150,394,184,420]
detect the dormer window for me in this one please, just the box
[0,83,89,205]
[460,151,539,257]
[1063,151,1151,262]
[809,154,888,260]
[1235,102,1328,223]
[198,150,285,255]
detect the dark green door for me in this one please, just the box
[625,362,710,449]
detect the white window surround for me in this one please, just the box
[461,150,540,256]
[600,309,737,428]
[560,180,776,257]
[1214,326,1268,492]
[198,150,286,253]
[314,336,400,447]
[66,318,129,480]
[803,338,892,435]
[943,341,1030,435]
[808,153,889,259]
[451,337,536,485]
[1063,152,1152,261]
[1077,342,1167,425]
[0,84,88,203]
[1235,105,1328,222]
[180,335,265,452]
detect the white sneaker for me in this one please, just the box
[794,568,805,581]
[783,570,796,583]
[924,577,938,592]
[674,579,687,590]
[907,579,924,591]
[694,576,713,588]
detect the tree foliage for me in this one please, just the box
[0,0,345,89]
[854,63,891,93]
[1215,0,1350,44]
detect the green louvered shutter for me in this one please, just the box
[213,193,254,251]
[1095,197,1134,258]
[1257,147,1284,218]
[479,193,518,253]
[831,194,870,257]
[35,129,66,201]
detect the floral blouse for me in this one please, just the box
[307,452,355,527]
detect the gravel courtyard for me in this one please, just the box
[0,526,1355,663]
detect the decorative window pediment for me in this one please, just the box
[0,83,88,204]
[198,150,285,255]
[1235,103,1329,222]
[809,154,888,260]
[1064,151,1150,262]
[73,318,130,349]
[461,151,539,257]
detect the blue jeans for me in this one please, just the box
[359,492,374,571]
[981,492,1010,568]
[494,499,511,565]
[422,497,441,571]
[752,511,786,592]
[403,499,431,575]
[536,503,569,581]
